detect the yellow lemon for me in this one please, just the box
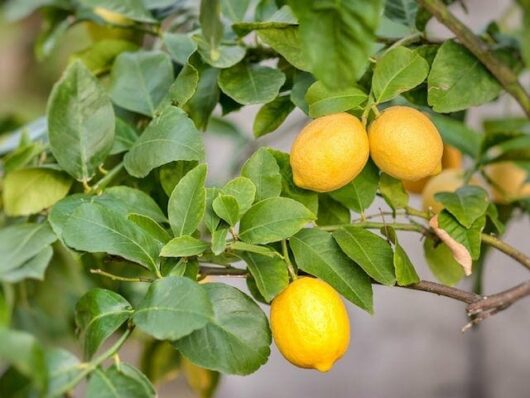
[422,169,480,213]
[369,106,443,181]
[270,277,350,372]
[290,113,369,192]
[403,145,463,194]
[484,161,530,204]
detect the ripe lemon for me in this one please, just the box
[403,145,462,193]
[369,106,443,181]
[270,277,350,372]
[86,7,137,42]
[422,169,480,213]
[484,161,530,204]
[290,113,369,192]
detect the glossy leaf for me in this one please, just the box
[257,27,310,71]
[241,148,282,202]
[167,63,199,107]
[384,0,418,28]
[253,95,295,137]
[199,0,223,61]
[221,177,256,215]
[86,363,156,398]
[435,186,489,228]
[160,236,209,257]
[305,81,367,118]
[424,238,465,286]
[0,246,53,283]
[437,211,485,260]
[239,252,289,303]
[316,195,351,226]
[379,173,409,210]
[212,194,240,226]
[163,33,197,64]
[128,213,171,243]
[45,348,82,398]
[430,113,482,158]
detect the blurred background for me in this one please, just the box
[1,0,529,397]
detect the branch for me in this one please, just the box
[480,234,530,271]
[419,0,530,117]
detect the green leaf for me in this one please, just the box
[195,35,246,68]
[0,328,46,392]
[73,39,139,76]
[379,173,409,210]
[199,0,224,61]
[373,46,429,103]
[305,81,368,118]
[134,276,213,340]
[45,348,82,398]
[241,148,282,202]
[253,95,295,137]
[218,63,286,105]
[229,241,278,257]
[47,60,115,182]
[430,113,481,158]
[128,213,171,243]
[437,211,485,260]
[222,0,250,21]
[267,148,319,215]
[212,194,240,226]
[160,236,209,257]
[75,289,133,359]
[435,186,489,228]
[110,51,174,116]
[316,195,351,226]
[140,340,181,385]
[167,63,199,107]
[384,0,418,28]
[289,0,382,88]
[102,186,167,223]
[211,227,229,255]
[174,283,271,375]
[486,203,505,234]
[110,118,139,155]
[221,177,256,215]
[239,252,289,303]
[181,357,220,398]
[124,106,204,178]
[163,33,197,64]
[333,226,396,285]
[256,27,310,71]
[86,364,156,398]
[423,238,465,286]
[290,71,315,114]
[386,227,420,286]
[3,168,72,216]
[80,0,156,23]
[0,222,57,276]
[329,160,380,213]
[159,160,199,197]
[428,40,501,112]
[204,187,222,233]
[3,139,44,173]
[239,197,315,244]
[168,164,208,236]
[0,246,53,283]
[63,203,162,273]
[290,228,373,312]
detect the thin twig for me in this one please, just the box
[90,268,153,283]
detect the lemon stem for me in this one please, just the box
[282,240,298,281]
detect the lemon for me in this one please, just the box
[422,169,480,213]
[369,106,443,181]
[270,277,350,372]
[403,145,462,194]
[290,113,369,192]
[485,161,530,204]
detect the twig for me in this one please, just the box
[282,239,298,281]
[90,161,125,193]
[90,268,153,283]
[404,280,480,304]
[480,234,530,272]
[419,0,530,117]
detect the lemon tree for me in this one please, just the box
[1,0,530,396]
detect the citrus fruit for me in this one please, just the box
[485,161,530,204]
[270,277,350,372]
[290,113,369,192]
[369,106,443,181]
[422,169,479,213]
[403,145,462,193]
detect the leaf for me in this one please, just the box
[102,186,167,223]
[221,0,250,21]
[124,106,204,178]
[379,173,409,210]
[253,95,295,137]
[229,241,278,257]
[221,177,256,215]
[3,139,44,173]
[86,364,156,398]
[289,0,382,88]
[290,228,373,312]
[435,211,485,261]
[159,161,199,197]
[110,51,174,116]
[80,0,156,23]
[373,46,429,103]
[239,197,315,244]
[174,283,271,375]
[428,40,501,112]
[256,27,310,71]
[384,0,418,28]
[430,113,482,158]
[75,289,133,359]
[182,358,220,398]
[239,252,289,303]
[199,0,223,61]
[160,236,209,257]
[212,194,240,226]
[435,185,489,228]
[316,195,351,226]
[110,118,139,155]
[333,226,396,285]
[45,348,82,398]
[423,237,465,286]
[486,203,505,234]
[290,71,315,114]
[62,203,162,273]
[241,148,282,202]
[163,33,197,64]
[167,63,199,107]
[211,227,229,256]
[0,246,53,283]
[140,340,181,385]
[128,213,171,243]
[0,222,57,276]
[329,160,380,213]
[3,168,72,216]
[168,164,207,236]
[47,60,115,182]
[218,63,286,105]
[133,276,213,340]
[386,227,420,286]
[305,81,368,118]
[195,35,246,68]
[73,39,139,76]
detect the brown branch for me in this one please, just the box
[479,234,530,271]
[419,0,530,117]
[404,280,480,304]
